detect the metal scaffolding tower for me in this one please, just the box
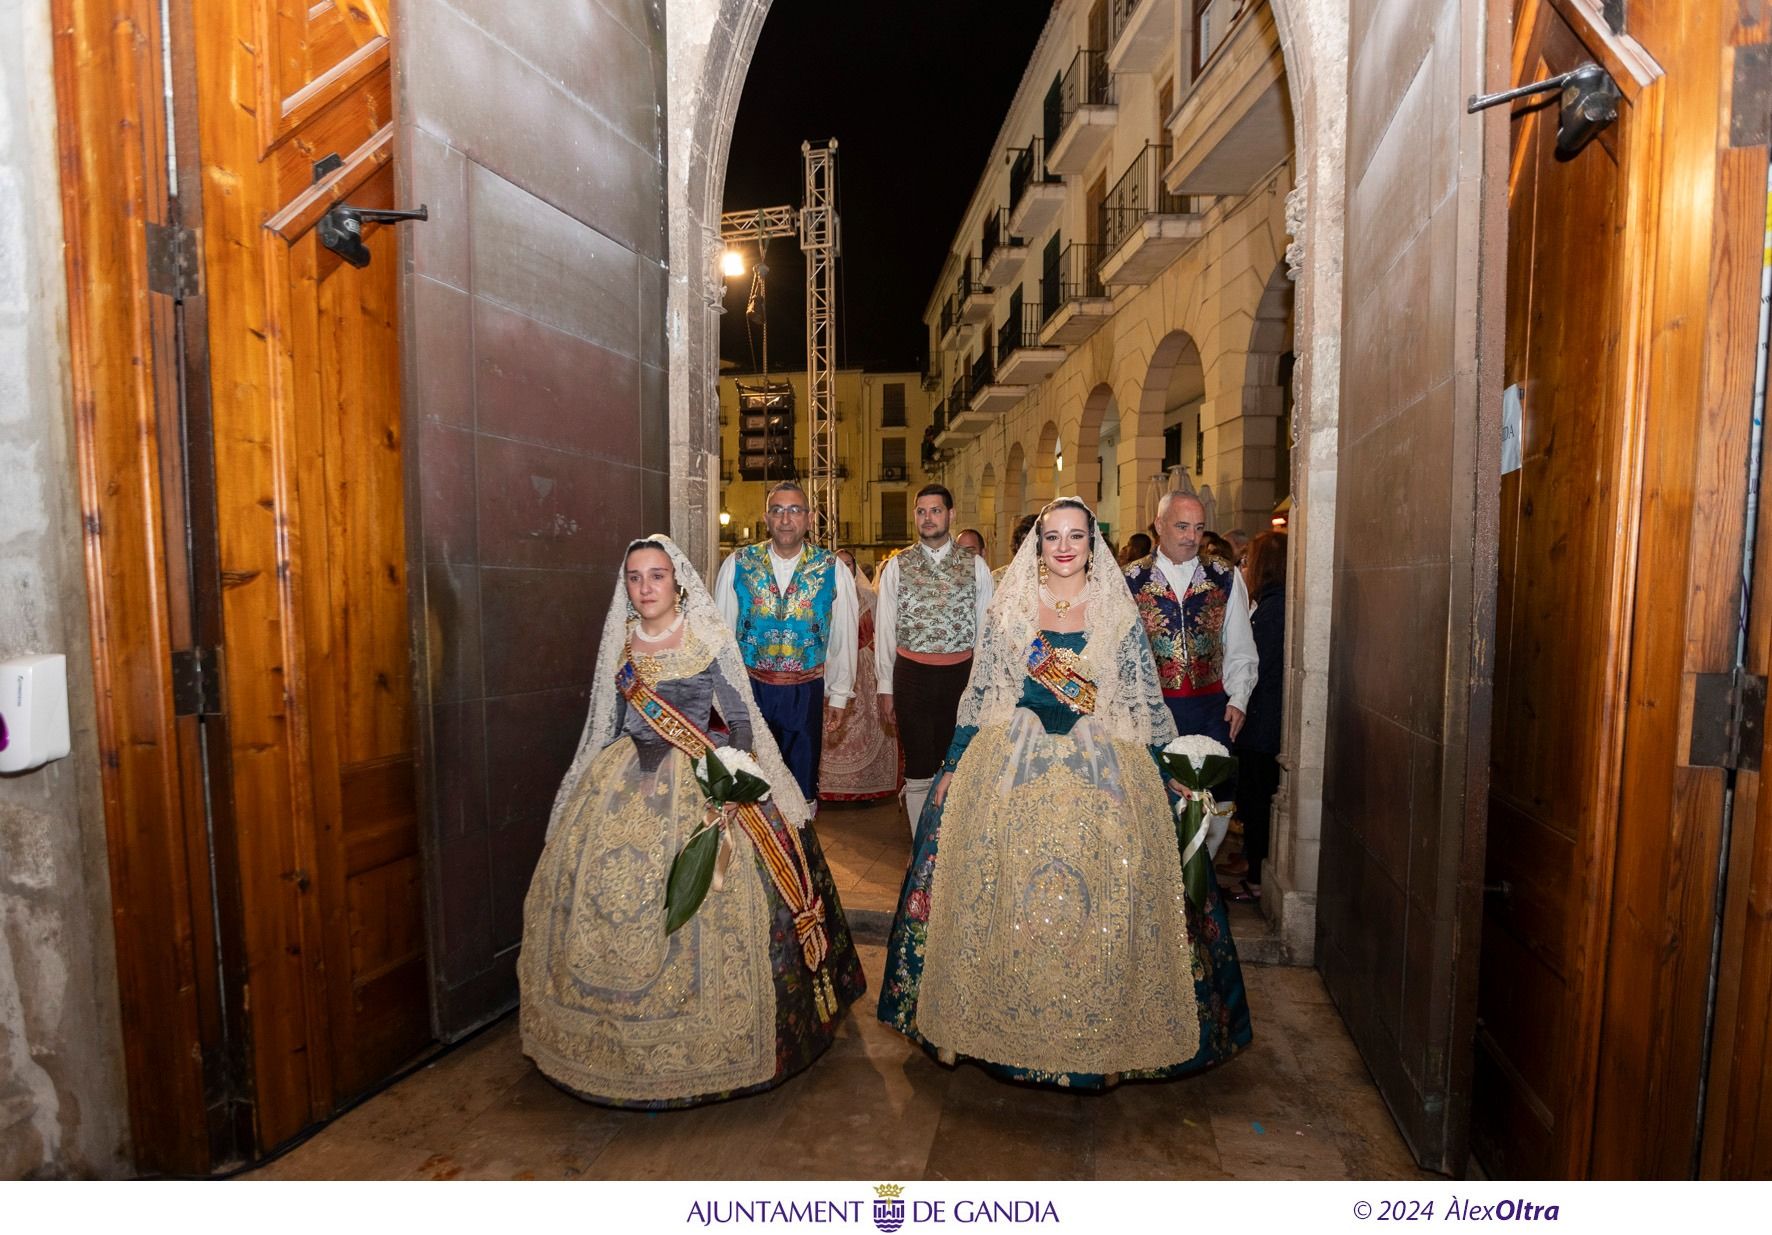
[716,140,841,546]
[800,140,839,547]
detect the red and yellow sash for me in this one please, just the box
[617,647,837,1008]
[1026,635,1098,715]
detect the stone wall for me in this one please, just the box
[0,0,130,1178]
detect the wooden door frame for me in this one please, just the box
[49,0,253,1174]
[1492,0,1772,1177]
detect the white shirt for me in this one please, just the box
[1153,547,1259,711]
[873,540,995,695]
[713,543,858,708]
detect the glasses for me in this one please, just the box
[767,504,808,517]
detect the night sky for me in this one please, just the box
[718,1,1053,375]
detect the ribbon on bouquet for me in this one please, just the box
[1172,783,1233,908]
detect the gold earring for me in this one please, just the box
[675,586,686,614]
[1038,560,1049,583]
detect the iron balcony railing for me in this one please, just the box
[949,375,966,416]
[997,300,1046,367]
[1110,0,1144,45]
[1009,139,1059,216]
[981,207,1025,270]
[878,521,910,543]
[969,350,995,401]
[955,254,983,304]
[932,398,947,435]
[1056,49,1114,142]
[1041,243,1109,324]
[939,296,958,339]
[1100,143,1195,254]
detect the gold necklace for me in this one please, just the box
[1039,581,1082,617]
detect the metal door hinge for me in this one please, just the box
[1690,668,1766,772]
[1730,44,1772,149]
[145,221,202,301]
[170,646,223,717]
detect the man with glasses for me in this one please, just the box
[714,480,858,802]
[875,483,994,837]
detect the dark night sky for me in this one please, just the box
[718,1,1053,375]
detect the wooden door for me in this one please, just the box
[1476,0,1638,1178]
[1477,0,1766,1179]
[192,0,429,1147]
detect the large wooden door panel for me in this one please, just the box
[1476,0,1636,1180]
[196,0,425,1148]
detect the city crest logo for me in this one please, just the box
[872,1183,906,1234]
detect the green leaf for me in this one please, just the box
[1198,754,1239,791]
[729,770,773,801]
[664,825,721,935]
[695,751,735,801]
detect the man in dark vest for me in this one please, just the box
[1124,491,1257,748]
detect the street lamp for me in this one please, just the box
[719,510,732,527]
[720,249,746,279]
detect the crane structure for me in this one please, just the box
[718,139,841,547]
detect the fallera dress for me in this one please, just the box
[877,627,1252,1087]
[519,540,866,1110]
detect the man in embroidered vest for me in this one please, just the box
[714,480,858,802]
[876,483,995,836]
[1125,491,1258,750]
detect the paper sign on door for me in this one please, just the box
[1501,384,1524,476]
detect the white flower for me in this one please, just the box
[1162,734,1231,769]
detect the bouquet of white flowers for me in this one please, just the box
[664,746,774,934]
[1158,734,1238,908]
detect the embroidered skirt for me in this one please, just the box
[519,738,867,1108]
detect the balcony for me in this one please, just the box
[995,300,1067,385]
[979,208,1028,289]
[931,398,947,437]
[1167,1,1292,196]
[1008,139,1065,236]
[1107,0,1174,76]
[1099,144,1207,287]
[1038,242,1113,346]
[941,352,1009,435]
[957,256,994,324]
[938,295,969,350]
[938,376,972,445]
[1046,50,1117,176]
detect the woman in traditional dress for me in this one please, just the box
[877,498,1251,1086]
[819,549,901,802]
[520,535,866,1108]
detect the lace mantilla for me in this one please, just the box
[549,535,811,839]
[956,499,1176,749]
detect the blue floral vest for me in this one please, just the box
[733,542,837,679]
[1124,552,1233,697]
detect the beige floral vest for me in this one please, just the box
[896,542,977,654]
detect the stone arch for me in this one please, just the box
[1072,382,1113,519]
[977,462,998,563]
[1001,440,1027,555]
[1227,259,1298,531]
[1132,330,1206,531]
[670,0,1348,962]
[1032,421,1059,503]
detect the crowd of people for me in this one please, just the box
[517,479,1288,1107]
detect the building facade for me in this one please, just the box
[717,368,940,569]
[924,0,1296,560]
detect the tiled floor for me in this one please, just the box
[250,802,1433,1181]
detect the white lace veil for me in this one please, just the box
[955,497,1177,747]
[547,534,812,836]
